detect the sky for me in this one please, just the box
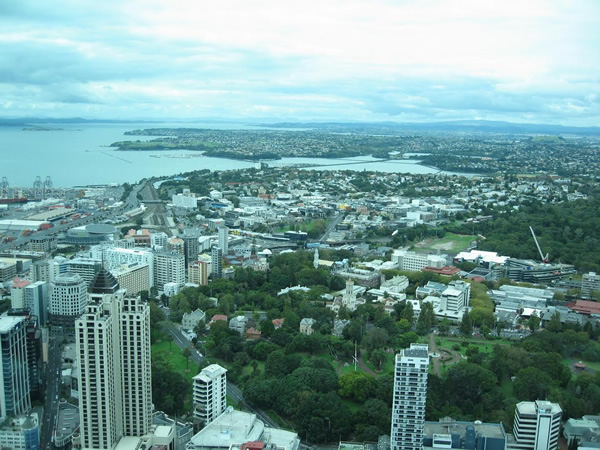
[1,0,599,125]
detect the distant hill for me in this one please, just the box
[256,120,600,136]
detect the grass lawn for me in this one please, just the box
[151,340,199,382]
[417,232,476,253]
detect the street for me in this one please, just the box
[40,333,63,449]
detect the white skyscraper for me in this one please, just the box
[153,252,185,292]
[75,269,152,449]
[218,226,229,255]
[0,316,31,421]
[49,273,88,329]
[391,343,429,450]
[511,401,562,450]
[193,364,227,427]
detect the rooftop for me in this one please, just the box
[0,315,26,333]
[424,419,506,440]
[402,343,429,359]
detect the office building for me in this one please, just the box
[151,232,168,251]
[582,272,600,299]
[188,260,209,286]
[24,281,48,326]
[0,316,31,421]
[90,245,155,286]
[392,250,447,272]
[154,252,185,292]
[6,310,43,400]
[391,343,429,450]
[0,412,40,450]
[28,235,56,253]
[75,269,152,449]
[193,364,227,427]
[509,401,561,450]
[505,259,575,284]
[110,263,150,296]
[211,246,222,279]
[66,257,102,285]
[49,273,88,329]
[218,226,229,255]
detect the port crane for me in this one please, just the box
[529,226,549,263]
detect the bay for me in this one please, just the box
[0,122,441,188]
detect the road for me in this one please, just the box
[162,322,279,428]
[40,333,63,449]
[319,213,344,243]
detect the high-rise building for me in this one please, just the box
[582,272,600,299]
[24,281,48,326]
[10,278,31,309]
[211,247,222,279]
[218,226,229,255]
[66,257,102,285]
[90,245,154,287]
[150,232,168,251]
[75,269,152,449]
[183,234,200,267]
[167,237,185,256]
[188,260,209,286]
[0,316,31,421]
[510,401,562,450]
[391,343,429,450]
[193,364,227,427]
[7,310,43,400]
[110,263,150,296]
[153,252,185,292]
[49,273,88,329]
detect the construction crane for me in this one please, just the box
[529,226,549,263]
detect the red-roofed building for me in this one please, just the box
[567,300,600,315]
[422,266,461,278]
[245,327,262,340]
[12,277,31,289]
[209,314,228,326]
[272,318,284,329]
[241,442,264,450]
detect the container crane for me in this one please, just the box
[529,226,549,263]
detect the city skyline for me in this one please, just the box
[1,0,599,126]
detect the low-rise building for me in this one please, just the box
[229,316,248,335]
[182,309,206,331]
[299,318,316,335]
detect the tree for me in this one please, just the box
[528,315,541,331]
[363,328,389,352]
[460,310,473,336]
[166,334,174,353]
[401,301,414,323]
[370,349,387,371]
[338,372,377,403]
[417,302,436,335]
[546,311,563,333]
[183,347,192,371]
[513,367,556,401]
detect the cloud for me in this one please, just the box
[0,0,598,125]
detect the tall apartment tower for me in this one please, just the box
[49,273,88,329]
[153,252,186,292]
[188,260,209,286]
[211,246,222,279]
[391,343,429,450]
[75,269,152,449]
[218,226,229,255]
[511,400,562,450]
[183,235,200,267]
[192,364,227,427]
[0,316,31,421]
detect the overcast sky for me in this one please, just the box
[1,0,599,125]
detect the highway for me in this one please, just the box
[162,322,279,428]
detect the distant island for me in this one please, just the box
[22,125,64,131]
